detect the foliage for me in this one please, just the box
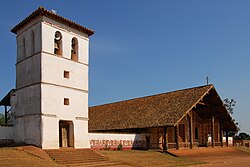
[0,112,12,125]
[228,131,237,137]
[235,132,250,140]
[117,144,123,150]
[223,98,239,134]
[223,98,236,115]
[0,113,5,125]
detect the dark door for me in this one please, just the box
[59,122,69,147]
[146,136,151,149]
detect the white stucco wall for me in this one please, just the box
[89,133,151,149]
[14,115,41,146]
[0,127,14,139]
[13,85,41,117]
[16,18,41,62]
[41,84,88,119]
[74,120,90,148]
[89,133,146,140]
[208,136,233,145]
[41,54,88,91]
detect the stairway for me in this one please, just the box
[45,148,126,167]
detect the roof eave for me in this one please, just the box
[11,6,95,36]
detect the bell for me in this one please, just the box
[54,43,59,49]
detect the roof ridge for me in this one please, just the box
[90,84,214,108]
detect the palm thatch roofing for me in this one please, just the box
[89,84,237,132]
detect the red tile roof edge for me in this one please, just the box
[11,6,94,36]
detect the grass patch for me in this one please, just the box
[97,150,203,167]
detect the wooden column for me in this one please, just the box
[4,105,7,125]
[163,127,167,150]
[188,112,193,149]
[219,119,223,147]
[175,125,179,150]
[211,107,215,147]
[226,130,229,147]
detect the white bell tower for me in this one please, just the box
[11,7,94,149]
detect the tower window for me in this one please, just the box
[54,31,62,56]
[64,98,70,105]
[64,70,70,79]
[71,37,78,61]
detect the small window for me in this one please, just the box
[64,70,70,78]
[71,37,78,61]
[64,98,70,105]
[54,31,62,55]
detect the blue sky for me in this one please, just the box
[0,0,250,134]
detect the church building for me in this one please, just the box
[0,7,237,150]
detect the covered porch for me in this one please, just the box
[0,89,15,126]
[147,87,237,150]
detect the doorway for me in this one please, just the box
[59,121,74,147]
[146,136,151,149]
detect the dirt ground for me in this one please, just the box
[98,150,201,167]
[169,146,250,167]
[0,147,62,167]
[1,146,250,166]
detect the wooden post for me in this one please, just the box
[211,107,215,147]
[226,131,229,147]
[175,125,179,150]
[4,105,7,125]
[163,127,167,150]
[219,119,223,147]
[189,112,193,149]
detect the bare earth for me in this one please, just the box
[169,147,250,167]
[1,146,250,166]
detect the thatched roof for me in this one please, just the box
[89,84,237,132]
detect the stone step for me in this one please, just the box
[54,156,107,160]
[49,154,103,158]
[45,149,122,166]
[64,161,125,167]
[55,158,108,164]
[49,154,106,158]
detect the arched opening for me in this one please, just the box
[31,31,35,54]
[54,31,62,56]
[71,37,78,61]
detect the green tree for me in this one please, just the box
[223,98,236,115]
[0,113,5,125]
[223,98,239,135]
[239,132,250,140]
